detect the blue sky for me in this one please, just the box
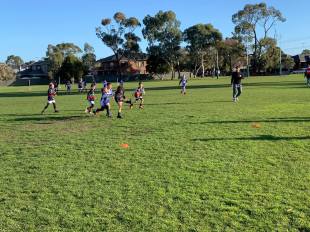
[1,0,309,62]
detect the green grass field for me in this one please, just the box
[0,76,309,231]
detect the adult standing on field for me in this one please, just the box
[231,66,243,102]
[304,64,310,87]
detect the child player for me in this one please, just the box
[85,83,96,114]
[65,80,72,94]
[94,82,113,117]
[114,81,132,119]
[179,75,187,95]
[130,82,145,109]
[41,82,59,114]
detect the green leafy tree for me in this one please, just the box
[0,63,15,81]
[143,10,182,79]
[260,38,280,73]
[146,55,170,79]
[282,54,295,71]
[183,23,222,77]
[232,3,285,73]
[5,55,24,71]
[59,54,84,81]
[46,43,82,79]
[301,49,310,56]
[96,12,141,76]
[82,43,96,72]
[258,38,294,73]
[218,38,245,74]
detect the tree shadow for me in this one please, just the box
[193,135,310,142]
[0,90,90,98]
[7,115,85,123]
[194,117,310,125]
[145,100,231,106]
[0,80,305,98]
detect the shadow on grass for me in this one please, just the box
[0,81,306,98]
[192,117,310,124]
[145,100,231,106]
[193,135,310,141]
[0,90,90,98]
[6,115,85,123]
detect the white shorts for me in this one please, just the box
[48,100,56,104]
[89,100,95,105]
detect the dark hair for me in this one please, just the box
[116,85,123,92]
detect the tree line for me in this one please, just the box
[1,2,298,82]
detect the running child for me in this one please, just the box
[85,83,96,114]
[130,82,145,109]
[114,81,132,119]
[102,80,107,88]
[41,82,59,114]
[78,79,84,93]
[179,75,187,95]
[94,82,113,117]
[65,80,72,94]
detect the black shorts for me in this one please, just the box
[115,96,123,103]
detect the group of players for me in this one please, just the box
[41,80,146,119]
[41,67,248,117]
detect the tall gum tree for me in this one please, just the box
[96,12,141,77]
[143,10,182,79]
[232,2,285,73]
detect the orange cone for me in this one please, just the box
[121,143,129,149]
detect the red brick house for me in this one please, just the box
[94,54,148,77]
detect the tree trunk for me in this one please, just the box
[177,61,181,79]
[253,30,258,74]
[201,55,205,77]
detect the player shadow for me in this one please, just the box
[7,115,85,123]
[195,117,310,124]
[193,135,310,142]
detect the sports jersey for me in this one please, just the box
[47,87,56,101]
[135,87,145,99]
[115,86,125,101]
[180,78,187,87]
[87,89,96,101]
[101,89,113,106]
[305,68,310,78]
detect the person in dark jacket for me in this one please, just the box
[231,66,244,102]
[304,64,310,87]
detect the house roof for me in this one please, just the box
[18,60,48,77]
[30,60,47,66]
[97,53,148,63]
[292,54,310,63]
